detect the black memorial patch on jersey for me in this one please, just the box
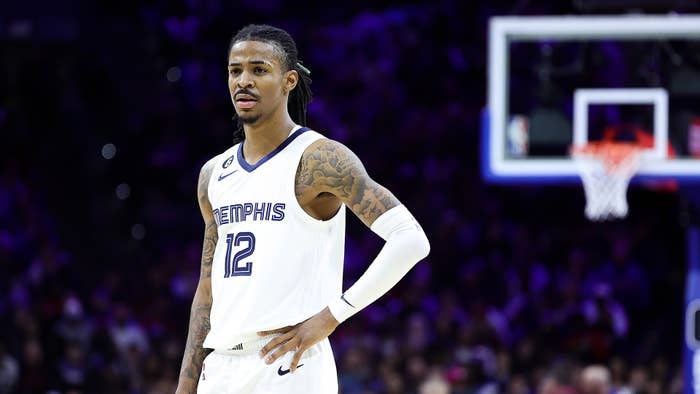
[222,154,235,168]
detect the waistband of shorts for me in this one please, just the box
[211,333,279,356]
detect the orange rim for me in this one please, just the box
[571,142,642,166]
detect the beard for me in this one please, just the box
[237,112,261,125]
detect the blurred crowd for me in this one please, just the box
[0,1,693,393]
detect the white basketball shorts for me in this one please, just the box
[197,337,338,394]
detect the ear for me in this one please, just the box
[283,69,298,94]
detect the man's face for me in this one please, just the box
[227,40,297,125]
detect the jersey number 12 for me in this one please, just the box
[224,232,255,277]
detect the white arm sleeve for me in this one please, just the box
[327,204,430,323]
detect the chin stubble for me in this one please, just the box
[240,114,261,124]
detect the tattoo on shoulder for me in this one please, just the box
[298,140,399,224]
[198,160,215,208]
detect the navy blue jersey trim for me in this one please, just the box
[237,127,310,172]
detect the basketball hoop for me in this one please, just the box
[571,142,643,221]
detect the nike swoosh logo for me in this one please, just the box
[218,170,238,181]
[278,364,304,376]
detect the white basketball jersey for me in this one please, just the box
[202,126,346,349]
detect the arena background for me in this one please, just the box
[1,1,699,393]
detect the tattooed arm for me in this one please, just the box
[257,139,429,372]
[296,139,401,225]
[301,139,429,321]
[176,159,217,394]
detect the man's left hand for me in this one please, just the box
[257,307,339,373]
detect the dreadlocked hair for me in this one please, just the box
[229,24,313,145]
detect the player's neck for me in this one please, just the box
[241,114,296,164]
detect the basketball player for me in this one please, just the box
[176,24,430,394]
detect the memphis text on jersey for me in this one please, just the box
[212,202,286,226]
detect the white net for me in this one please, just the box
[571,143,643,221]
